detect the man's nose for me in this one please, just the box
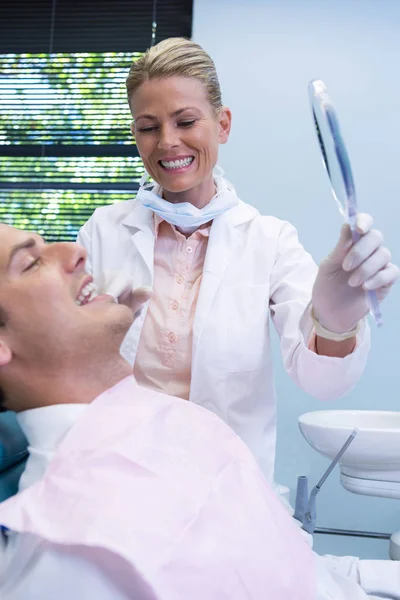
[48,242,87,274]
[157,124,179,150]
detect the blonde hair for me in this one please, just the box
[126,37,223,113]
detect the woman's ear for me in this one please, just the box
[217,107,232,144]
[0,340,12,367]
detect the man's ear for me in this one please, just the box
[0,340,12,367]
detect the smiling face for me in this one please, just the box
[131,76,231,208]
[0,225,133,411]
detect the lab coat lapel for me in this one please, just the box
[121,202,155,289]
[118,204,156,365]
[192,202,256,363]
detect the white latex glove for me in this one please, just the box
[312,213,399,333]
[99,269,152,319]
[119,286,152,318]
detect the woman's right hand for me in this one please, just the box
[119,286,152,318]
[99,269,152,318]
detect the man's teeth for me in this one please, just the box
[160,157,194,170]
[76,282,98,306]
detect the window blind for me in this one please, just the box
[0,0,193,242]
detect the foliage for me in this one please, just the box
[0,52,144,240]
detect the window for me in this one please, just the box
[0,0,193,241]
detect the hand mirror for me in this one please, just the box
[308,79,382,326]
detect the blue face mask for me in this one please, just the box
[135,166,239,229]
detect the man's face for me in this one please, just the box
[0,225,133,399]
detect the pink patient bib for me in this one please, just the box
[0,377,315,599]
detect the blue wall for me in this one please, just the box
[193,0,400,558]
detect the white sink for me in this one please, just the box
[299,410,400,556]
[298,410,400,482]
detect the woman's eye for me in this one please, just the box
[23,258,41,272]
[138,125,157,133]
[178,120,196,128]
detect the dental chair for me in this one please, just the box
[0,412,28,503]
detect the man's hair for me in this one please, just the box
[0,387,6,412]
[0,302,6,327]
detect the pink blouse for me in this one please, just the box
[133,216,210,400]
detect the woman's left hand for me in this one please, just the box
[312,213,399,333]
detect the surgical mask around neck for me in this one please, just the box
[135,166,239,229]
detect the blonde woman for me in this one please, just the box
[78,38,398,484]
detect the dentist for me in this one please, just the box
[77,37,398,483]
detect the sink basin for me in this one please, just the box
[298,410,400,481]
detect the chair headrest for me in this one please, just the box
[0,412,28,473]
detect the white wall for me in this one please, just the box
[193,0,400,559]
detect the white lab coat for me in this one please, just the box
[77,182,370,481]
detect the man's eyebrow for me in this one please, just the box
[7,238,39,271]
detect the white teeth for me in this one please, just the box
[161,157,194,169]
[76,282,98,306]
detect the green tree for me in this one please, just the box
[0,52,144,241]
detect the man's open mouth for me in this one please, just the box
[76,282,98,306]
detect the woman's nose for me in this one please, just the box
[157,124,179,150]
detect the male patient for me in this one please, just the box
[0,224,398,600]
